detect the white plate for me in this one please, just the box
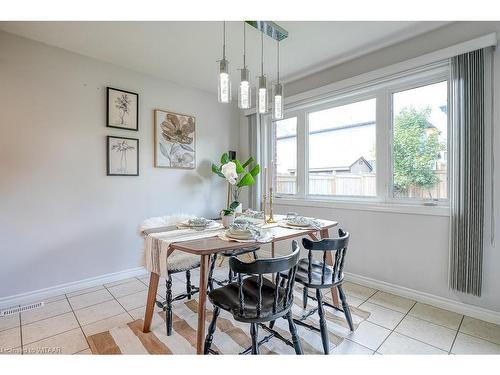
[285,220,311,228]
[226,231,254,240]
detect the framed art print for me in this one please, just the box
[106,87,139,131]
[107,136,139,176]
[154,109,196,169]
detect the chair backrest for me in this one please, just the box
[301,228,349,285]
[229,240,301,316]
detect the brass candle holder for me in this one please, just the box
[262,193,268,225]
[266,187,277,224]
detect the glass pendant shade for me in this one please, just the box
[257,75,268,114]
[238,68,251,109]
[273,83,284,119]
[217,59,231,103]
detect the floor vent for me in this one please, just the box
[0,302,45,316]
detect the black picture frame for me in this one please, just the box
[106,87,139,131]
[106,136,140,176]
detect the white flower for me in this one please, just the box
[221,161,238,185]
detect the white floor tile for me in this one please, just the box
[22,312,79,344]
[0,313,20,332]
[44,294,68,303]
[81,312,133,337]
[408,302,463,330]
[0,327,21,350]
[378,332,447,354]
[104,277,138,288]
[66,285,105,298]
[346,320,391,350]
[74,300,126,326]
[342,282,377,300]
[367,291,415,313]
[21,299,72,324]
[460,316,500,345]
[451,333,500,354]
[395,315,456,351]
[23,328,88,354]
[107,279,147,299]
[330,339,374,354]
[127,305,162,321]
[359,301,405,330]
[117,290,149,311]
[68,289,114,310]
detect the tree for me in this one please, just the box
[393,107,444,198]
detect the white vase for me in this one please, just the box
[221,213,235,228]
[234,203,243,214]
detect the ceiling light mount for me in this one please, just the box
[245,21,288,42]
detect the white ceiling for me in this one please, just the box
[0,21,450,94]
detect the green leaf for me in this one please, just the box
[241,157,254,168]
[229,201,240,210]
[249,164,260,177]
[220,153,229,164]
[236,173,255,188]
[211,163,224,178]
[234,159,244,174]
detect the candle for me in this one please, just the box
[264,167,268,195]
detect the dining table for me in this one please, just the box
[141,215,339,354]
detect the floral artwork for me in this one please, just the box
[107,136,139,176]
[107,87,139,131]
[154,110,196,169]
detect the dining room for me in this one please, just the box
[1,1,500,373]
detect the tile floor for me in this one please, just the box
[1,269,500,355]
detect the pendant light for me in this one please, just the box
[217,21,231,103]
[257,31,268,114]
[238,22,251,109]
[273,40,284,119]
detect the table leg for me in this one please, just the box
[320,228,340,307]
[196,254,210,354]
[142,272,160,333]
[271,242,275,282]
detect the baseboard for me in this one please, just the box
[0,267,148,309]
[344,272,500,325]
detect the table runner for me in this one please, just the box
[140,215,224,277]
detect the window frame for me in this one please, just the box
[267,61,451,214]
[304,93,379,200]
[387,73,451,205]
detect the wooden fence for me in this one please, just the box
[276,170,447,199]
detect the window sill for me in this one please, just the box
[273,197,450,217]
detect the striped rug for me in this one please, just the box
[88,288,370,354]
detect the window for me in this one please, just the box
[391,81,448,200]
[268,62,450,209]
[308,98,376,196]
[273,117,297,195]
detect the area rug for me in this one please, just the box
[87,288,370,354]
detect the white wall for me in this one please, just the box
[0,31,240,298]
[267,22,500,314]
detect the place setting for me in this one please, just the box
[277,212,325,230]
[176,217,224,231]
[218,218,274,243]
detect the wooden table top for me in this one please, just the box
[169,219,338,255]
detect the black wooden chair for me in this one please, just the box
[278,229,352,354]
[204,241,303,355]
[207,246,260,292]
[155,260,200,336]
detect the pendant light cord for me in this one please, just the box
[277,40,280,83]
[223,21,226,60]
[261,31,264,75]
[243,22,246,68]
